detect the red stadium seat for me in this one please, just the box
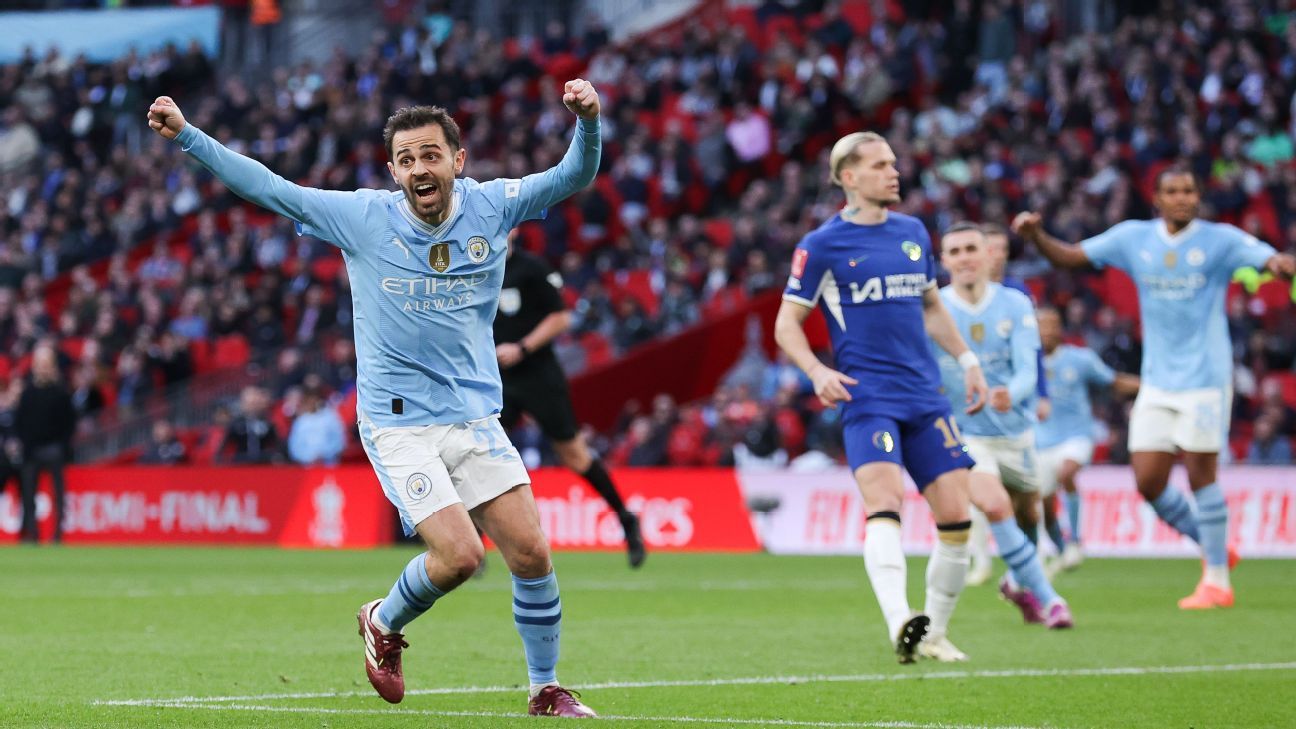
[211,334,251,370]
[581,332,614,369]
[703,218,733,248]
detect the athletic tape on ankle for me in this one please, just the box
[866,510,902,524]
[936,520,972,545]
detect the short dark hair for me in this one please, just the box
[383,105,462,158]
[1154,165,1201,193]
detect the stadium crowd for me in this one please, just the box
[1,0,1295,467]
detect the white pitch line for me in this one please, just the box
[123,702,1040,729]
[93,661,1296,707]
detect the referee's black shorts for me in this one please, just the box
[500,357,580,442]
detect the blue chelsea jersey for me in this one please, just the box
[782,212,948,420]
[1081,219,1274,391]
[934,283,1040,437]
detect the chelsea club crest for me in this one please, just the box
[467,236,490,263]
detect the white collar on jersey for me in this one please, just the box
[944,281,999,316]
[398,183,463,241]
[1155,218,1199,246]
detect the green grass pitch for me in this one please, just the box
[2,548,1293,728]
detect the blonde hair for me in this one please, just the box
[829,131,887,186]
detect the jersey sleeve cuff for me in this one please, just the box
[782,293,817,308]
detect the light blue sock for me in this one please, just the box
[1063,492,1082,544]
[1150,487,1200,543]
[513,572,562,685]
[377,552,446,633]
[991,517,1061,606]
[1193,484,1229,567]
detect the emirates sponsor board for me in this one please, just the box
[0,467,391,547]
[738,466,1296,557]
[528,468,760,551]
[0,466,760,551]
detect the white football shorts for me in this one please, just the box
[1127,385,1231,454]
[359,414,530,536]
[964,430,1041,493]
[1037,436,1094,497]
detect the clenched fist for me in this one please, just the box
[562,78,601,121]
[147,96,187,141]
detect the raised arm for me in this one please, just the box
[507,80,604,226]
[1011,212,1091,269]
[922,287,988,414]
[149,97,315,226]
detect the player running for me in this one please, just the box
[1013,167,1296,609]
[933,223,1074,645]
[148,80,604,716]
[774,132,989,665]
[496,233,645,567]
[1035,306,1139,573]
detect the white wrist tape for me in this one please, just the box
[957,351,981,371]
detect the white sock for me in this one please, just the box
[969,507,991,567]
[529,681,559,698]
[370,603,395,635]
[1204,565,1230,590]
[925,540,969,636]
[863,517,910,642]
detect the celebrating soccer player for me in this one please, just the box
[933,224,1074,648]
[1035,306,1140,573]
[774,132,989,665]
[1013,168,1296,609]
[496,232,645,567]
[148,79,604,716]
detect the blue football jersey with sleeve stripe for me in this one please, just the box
[934,283,1040,437]
[781,212,948,420]
[1080,219,1274,391]
[1036,344,1115,448]
[175,119,601,426]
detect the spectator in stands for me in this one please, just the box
[139,419,189,465]
[15,345,75,543]
[0,382,19,509]
[287,386,345,466]
[221,385,282,464]
[1257,378,1296,437]
[1247,416,1293,465]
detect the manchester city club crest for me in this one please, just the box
[467,236,490,263]
[429,242,451,272]
[406,473,432,501]
[872,430,895,453]
[901,240,922,261]
[1187,248,1205,266]
[996,318,1012,338]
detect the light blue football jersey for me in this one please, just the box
[176,120,601,426]
[933,283,1040,437]
[1081,219,1274,391]
[1036,344,1115,449]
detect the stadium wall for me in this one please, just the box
[0,7,220,62]
[3,466,1292,558]
[739,466,1296,559]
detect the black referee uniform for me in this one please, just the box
[495,250,581,441]
[495,248,645,567]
